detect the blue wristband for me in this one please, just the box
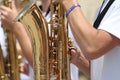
[66,3,81,17]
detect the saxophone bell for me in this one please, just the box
[14,0,49,80]
[12,0,71,79]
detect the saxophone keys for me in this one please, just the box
[7,63,11,67]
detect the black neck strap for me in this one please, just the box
[93,0,115,29]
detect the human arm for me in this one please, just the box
[0,1,33,66]
[61,0,120,60]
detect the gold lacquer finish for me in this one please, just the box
[48,0,71,80]
[14,0,49,80]
[14,0,71,80]
[0,0,20,80]
[0,45,9,80]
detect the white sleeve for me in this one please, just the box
[98,5,120,39]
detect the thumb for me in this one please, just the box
[11,1,17,11]
[69,47,77,55]
[70,49,77,55]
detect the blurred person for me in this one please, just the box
[0,1,33,80]
[0,20,31,80]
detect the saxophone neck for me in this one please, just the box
[14,0,35,22]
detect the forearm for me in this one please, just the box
[61,1,116,59]
[67,8,97,59]
[13,22,33,66]
[0,1,33,66]
[62,1,96,51]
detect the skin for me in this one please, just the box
[61,0,120,77]
[1,0,120,78]
[0,1,33,66]
[0,0,53,68]
[0,0,55,68]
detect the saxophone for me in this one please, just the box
[0,0,20,80]
[48,1,71,80]
[14,0,71,80]
[14,0,49,80]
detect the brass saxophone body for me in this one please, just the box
[48,1,71,80]
[0,0,20,80]
[14,0,71,80]
[0,45,8,80]
[14,0,49,80]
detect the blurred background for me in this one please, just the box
[78,0,103,24]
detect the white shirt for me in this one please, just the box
[0,22,7,57]
[91,0,120,80]
[68,24,79,80]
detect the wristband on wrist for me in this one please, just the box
[66,3,81,17]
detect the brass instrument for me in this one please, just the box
[48,0,71,80]
[14,0,71,80]
[0,0,20,80]
[14,0,49,80]
[0,45,9,80]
